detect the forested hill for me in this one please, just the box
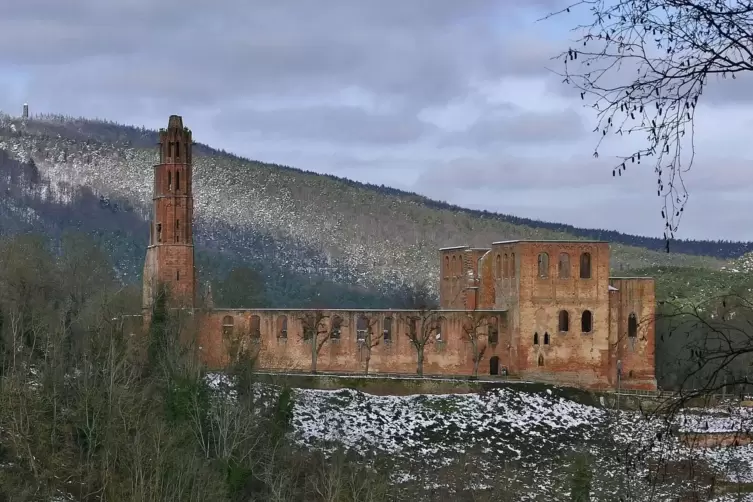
[0,113,733,308]
[3,113,747,259]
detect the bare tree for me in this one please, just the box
[462,312,493,378]
[547,0,753,243]
[299,310,331,374]
[405,310,442,377]
[357,315,383,375]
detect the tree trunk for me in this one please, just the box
[417,347,424,376]
[364,350,370,375]
[473,356,480,378]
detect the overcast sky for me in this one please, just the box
[0,0,751,241]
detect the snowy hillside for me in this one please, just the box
[0,113,727,308]
[211,377,753,501]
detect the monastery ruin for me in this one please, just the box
[142,115,657,391]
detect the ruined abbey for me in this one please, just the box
[142,115,657,391]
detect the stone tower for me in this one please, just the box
[142,115,196,313]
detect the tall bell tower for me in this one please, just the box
[142,115,196,313]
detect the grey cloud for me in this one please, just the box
[2,0,557,114]
[213,105,437,145]
[442,106,586,148]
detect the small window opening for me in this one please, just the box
[533,332,539,345]
[167,170,172,191]
[628,312,638,338]
[156,223,162,243]
[435,317,445,342]
[510,252,516,278]
[444,256,450,277]
[451,256,457,277]
[538,354,544,367]
[176,270,180,281]
[175,219,180,242]
[502,253,509,278]
[544,332,550,345]
[558,253,570,279]
[356,316,368,342]
[409,318,418,337]
[176,170,180,191]
[580,252,592,279]
[277,315,288,339]
[581,310,593,333]
[330,316,342,340]
[250,315,261,341]
[558,310,569,332]
[175,142,180,160]
[383,317,393,342]
[222,315,234,336]
[495,254,501,278]
[538,252,549,278]
[488,318,499,344]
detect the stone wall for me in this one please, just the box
[197,308,509,377]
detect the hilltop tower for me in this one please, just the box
[22,103,28,120]
[142,115,196,313]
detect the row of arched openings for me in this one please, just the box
[538,252,592,279]
[221,314,395,342]
[556,310,592,333]
[443,254,463,278]
[495,253,516,279]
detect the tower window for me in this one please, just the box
[537,252,549,278]
[175,219,180,242]
[628,312,638,338]
[581,310,593,333]
[175,142,180,159]
[533,332,539,345]
[167,171,172,191]
[580,252,592,279]
[176,170,180,191]
[156,223,162,243]
[177,270,180,281]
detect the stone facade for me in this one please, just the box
[141,115,657,391]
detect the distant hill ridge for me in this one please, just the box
[12,113,745,259]
[0,112,731,307]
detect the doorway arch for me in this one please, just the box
[490,356,500,375]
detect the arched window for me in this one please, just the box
[488,317,499,344]
[558,253,570,279]
[538,354,544,367]
[495,254,501,278]
[383,317,393,342]
[409,318,418,337]
[451,256,457,277]
[167,170,172,191]
[581,310,593,333]
[330,315,343,340]
[533,332,539,345]
[628,312,638,338]
[222,315,234,336]
[175,219,180,243]
[356,316,368,342]
[175,141,180,160]
[444,256,450,277]
[544,332,550,345]
[435,317,446,342]
[558,310,569,332]
[277,315,288,339]
[580,252,592,279]
[538,252,549,278]
[156,223,162,243]
[510,253,516,277]
[502,253,509,278]
[250,315,261,339]
[176,170,180,191]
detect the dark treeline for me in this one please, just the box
[3,115,751,260]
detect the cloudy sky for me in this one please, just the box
[0,0,751,241]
